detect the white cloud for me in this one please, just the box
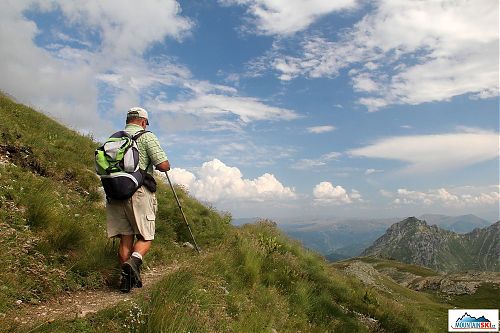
[306,125,336,134]
[52,0,192,57]
[0,1,102,133]
[220,0,357,35]
[100,60,299,133]
[379,189,393,198]
[1,1,299,137]
[168,159,296,203]
[365,168,383,175]
[313,181,361,204]
[292,152,341,170]
[0,0,193,135]
[270,0,499,109]
[155,93,299,124]
[352,73,380,93]
[393,186,500,208]
[349,130,500,173]
[350,189,362,201]
[160,133,297,168]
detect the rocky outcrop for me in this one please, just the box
[408,272,500,295]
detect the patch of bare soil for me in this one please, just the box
[5,263,179,330]
[0,144,50,176]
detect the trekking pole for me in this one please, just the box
[165,171,201,253]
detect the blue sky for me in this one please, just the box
[1,0,499,221]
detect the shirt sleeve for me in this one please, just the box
[142,132,168,166]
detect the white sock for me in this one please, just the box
[131,252,143,261]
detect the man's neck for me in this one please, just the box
[126,123,144,130]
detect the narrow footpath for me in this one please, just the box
[4,263,180,331]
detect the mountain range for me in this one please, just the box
[362,217,500,272]
[255,214,494,261]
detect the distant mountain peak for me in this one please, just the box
[362,217,499,272]
[418,214,492,234]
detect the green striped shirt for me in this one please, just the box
[125,124,168,174]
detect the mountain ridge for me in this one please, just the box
[272,214,493,261]
[362,217,500,272]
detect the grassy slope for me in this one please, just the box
[333,257,500,332]
[0,94,481,332]
[0,94,228,323]
[0,94,113,310]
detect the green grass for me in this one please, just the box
[20,221,439,333]
[357,257,440,277]
[447,283,500,309]
[1,94,496,333]
[0,94,229,319]
[0,95,118,311]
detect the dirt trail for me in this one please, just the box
[6,263,180,330]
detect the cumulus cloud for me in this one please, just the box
[313,181,361,204]
[391,186,500,208]
[220,0,357,35]
[270,0,499,109]
[0,1,100,133]
[0,0,193,135]
[306,125,336,134]
[168,159,296,203]
[349,130,500,173]
[59,1,191,55]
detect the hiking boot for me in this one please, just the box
[119,269,133,293]
[123,256,143,288]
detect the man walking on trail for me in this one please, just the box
[106,107,170,293]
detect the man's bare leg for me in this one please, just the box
[118,234,134,264]
[132,239,152,257]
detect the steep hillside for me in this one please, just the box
[1,94,493,333]
[0,94,230,330]
[362,217,500,272]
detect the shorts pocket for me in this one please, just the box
[144,214,156,240]
[150,195,158,215]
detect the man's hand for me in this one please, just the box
[156,160,170,172]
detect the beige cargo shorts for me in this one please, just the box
[106,186,158,240]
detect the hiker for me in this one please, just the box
[105,107,170,293]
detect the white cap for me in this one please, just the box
[127,107,149,125]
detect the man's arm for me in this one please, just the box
[142,132,170,172]
[156,160,170,172]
